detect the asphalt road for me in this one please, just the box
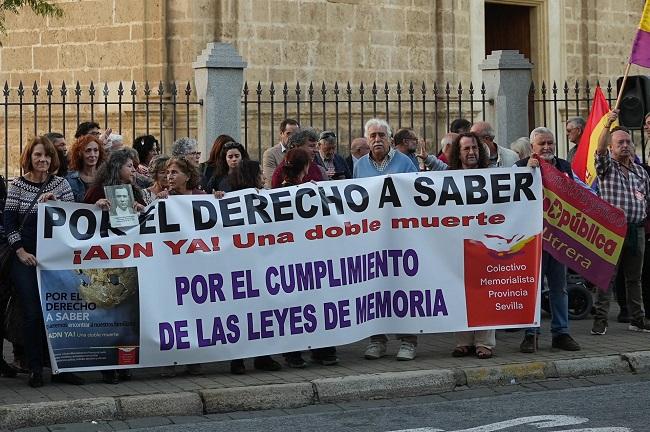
[129,375,646,432]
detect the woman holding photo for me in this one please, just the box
[84,149,145,384]
[84,149,146,213]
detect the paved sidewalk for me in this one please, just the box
[1,310,650,430]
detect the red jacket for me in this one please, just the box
[271,161,323,188]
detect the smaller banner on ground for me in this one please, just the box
[540,158,627,288]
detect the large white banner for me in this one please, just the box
[37,169,543,372]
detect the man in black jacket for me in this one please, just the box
[316,131,351,179]
[515,127,582,353]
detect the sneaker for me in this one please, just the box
[395,342,417,361]
[551,334,581,351]
[186,364,203,375]
[285,353,307,368]
[628,318,650,332]
[364,341,387,360]
[312,354,339,366]
[591,319,607,335]
[519,334,537,353]
[253,355,282,371]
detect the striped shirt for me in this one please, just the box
[4,176,74,253]
[595,151,650,224]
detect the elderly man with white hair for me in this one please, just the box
[353,118,419,361]
[514,127,583,353]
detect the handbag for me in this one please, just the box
[0,175,51,282]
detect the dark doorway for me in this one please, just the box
[485,2,535,131]
[485,3,532,62]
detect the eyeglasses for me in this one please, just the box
[188,151,201,156]
[319,131,336,140]
[89,131,101,137]
[223,141,241,149]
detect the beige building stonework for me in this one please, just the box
[0,0,647,175]
[1,0,645,89]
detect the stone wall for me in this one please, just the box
[0,0,167,88]
[0,0,646,165]
[1,0,643,88]
[564,0,644,83]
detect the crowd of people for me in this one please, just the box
[0,112,648,388]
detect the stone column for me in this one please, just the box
[193,43,247,158]
[479,50,533,148]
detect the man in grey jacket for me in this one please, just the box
[471,121,518,168]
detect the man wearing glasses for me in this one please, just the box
[566,117,585,163]
[470,121,518,168]
[315,131,351,179]
[394,128,448,171]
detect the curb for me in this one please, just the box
[2,351,649,429]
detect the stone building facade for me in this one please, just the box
[0,0,645,173]
[0,0,644,88]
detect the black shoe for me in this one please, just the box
[551,334,581,351]
[311,354,339,366]
[284,353,306,369]
[591,319,607,335]
[117,370,132,381]
[101,370,119,384]
[519,334,537,353]
[28,370,44,388]
[51,372,85,385]
[254,355,281,371]
[0,359,18,378]
[230,359,246,375]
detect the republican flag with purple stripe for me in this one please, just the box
[630,0,650,67]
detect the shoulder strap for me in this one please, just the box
[18,175,51,232]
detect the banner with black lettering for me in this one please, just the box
[37,169,543,372]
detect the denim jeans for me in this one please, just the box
[9,256,47,372]
[526,252,568,337]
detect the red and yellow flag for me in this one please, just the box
[571,87,613,186]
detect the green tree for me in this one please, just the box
[0,0,63,37]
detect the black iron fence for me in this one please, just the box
[2,77,643,179]
[530,79,647,159]
[241,80,490,161]
[1,80,202,179]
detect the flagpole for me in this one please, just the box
[614,63,633,110]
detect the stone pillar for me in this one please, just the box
[479,50,533,148]
[193,43,247,158]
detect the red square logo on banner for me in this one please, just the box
[463,234,541,327]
